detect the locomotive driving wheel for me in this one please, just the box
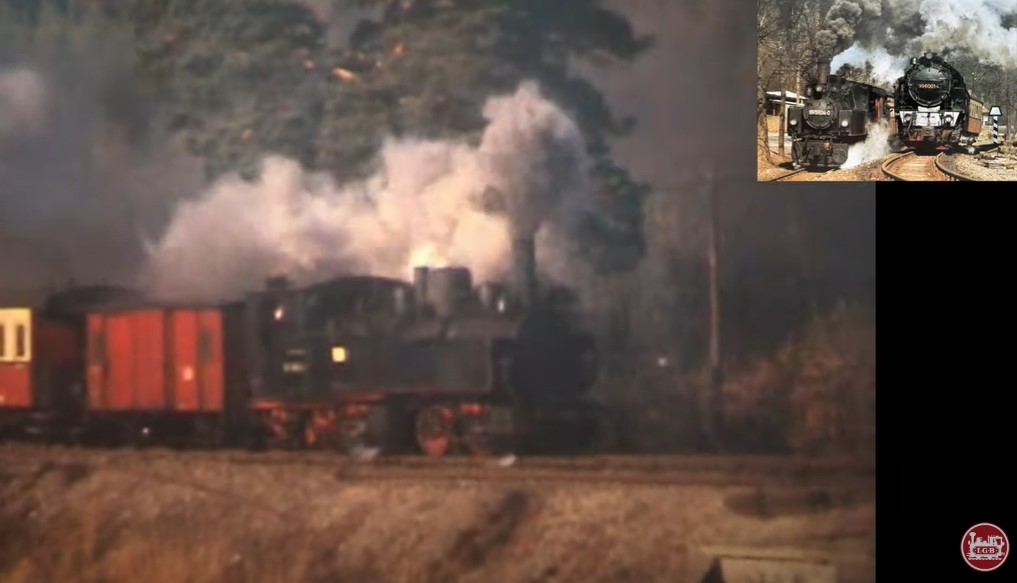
[461,416,494,456]
[415,405,454,457]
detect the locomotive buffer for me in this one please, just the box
[990,106,1002,144]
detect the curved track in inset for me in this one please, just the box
[766,168,809,182]
[881,151,950,181]
[885,146,1002,181]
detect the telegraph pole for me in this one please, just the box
[705,166,724,451]
[778,1,795,158]
[778,67,787,157]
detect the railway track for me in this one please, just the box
[767,168,809,182]
[0,444,874,488]
[882,146,1000,181]
[881,151,948,181]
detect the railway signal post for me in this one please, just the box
[990,106,1002,144]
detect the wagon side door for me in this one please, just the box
[197,309,224,412]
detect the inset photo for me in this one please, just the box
[757,0,1017,182]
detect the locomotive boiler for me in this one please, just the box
[893,52,984,152]
[787,59,891,168]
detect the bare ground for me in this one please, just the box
[0,445,874,583]
[756,145,793,181]
[756,144,886,182]
[940,143,1017,181]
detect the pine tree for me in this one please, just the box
[133,0,326,177]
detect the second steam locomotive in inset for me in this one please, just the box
[893,52,984,153]
[787,60,891,169]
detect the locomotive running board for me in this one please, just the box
[696,546,838,583]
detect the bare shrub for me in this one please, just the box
[723,302,875,457]
[598,302,874,457]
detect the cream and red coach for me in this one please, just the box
[0,307,80,436]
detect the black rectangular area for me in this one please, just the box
[877,180,1016,581]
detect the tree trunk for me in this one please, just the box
[778,72,786,157]
[759,106,772,164]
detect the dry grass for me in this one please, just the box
[1,503,328,583]
[0,453,874,583]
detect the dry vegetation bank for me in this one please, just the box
[0,453,874,583]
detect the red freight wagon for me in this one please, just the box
[84,305,247,443]
[0,307,81,434]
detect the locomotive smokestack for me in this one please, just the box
[511,237,538,307]
[817,59,830,87]
[413,266,430,311]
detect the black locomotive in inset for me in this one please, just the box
[893,52,984,153]
[787,60,891,168]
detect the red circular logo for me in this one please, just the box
[962,523,1009,572]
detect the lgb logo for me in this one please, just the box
[962,523,1009,572]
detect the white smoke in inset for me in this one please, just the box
[842,121,893,169]
[831,43,910,85]
[825,1,1017,70]
[143,81,592,302]
[914,0,1017,67]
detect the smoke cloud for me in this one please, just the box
[0,14,204,297]
[841,121,893,169]
[143,81,591,302]
[0,69,47,136]
[824,1,1017,73]
[817,0,885,55]
[831,44,910,85]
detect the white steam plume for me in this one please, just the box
[841,121,893,169]
[914,0,1017,67]
[830,43,909,85]
[143,81,591,302]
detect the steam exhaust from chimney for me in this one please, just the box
[512,237,538,307]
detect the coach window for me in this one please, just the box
[15,324,26,360]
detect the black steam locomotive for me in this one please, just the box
[893,52,984,153]
[787,60,891,168]
[1,238,610,457]
[244,237,606,455]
